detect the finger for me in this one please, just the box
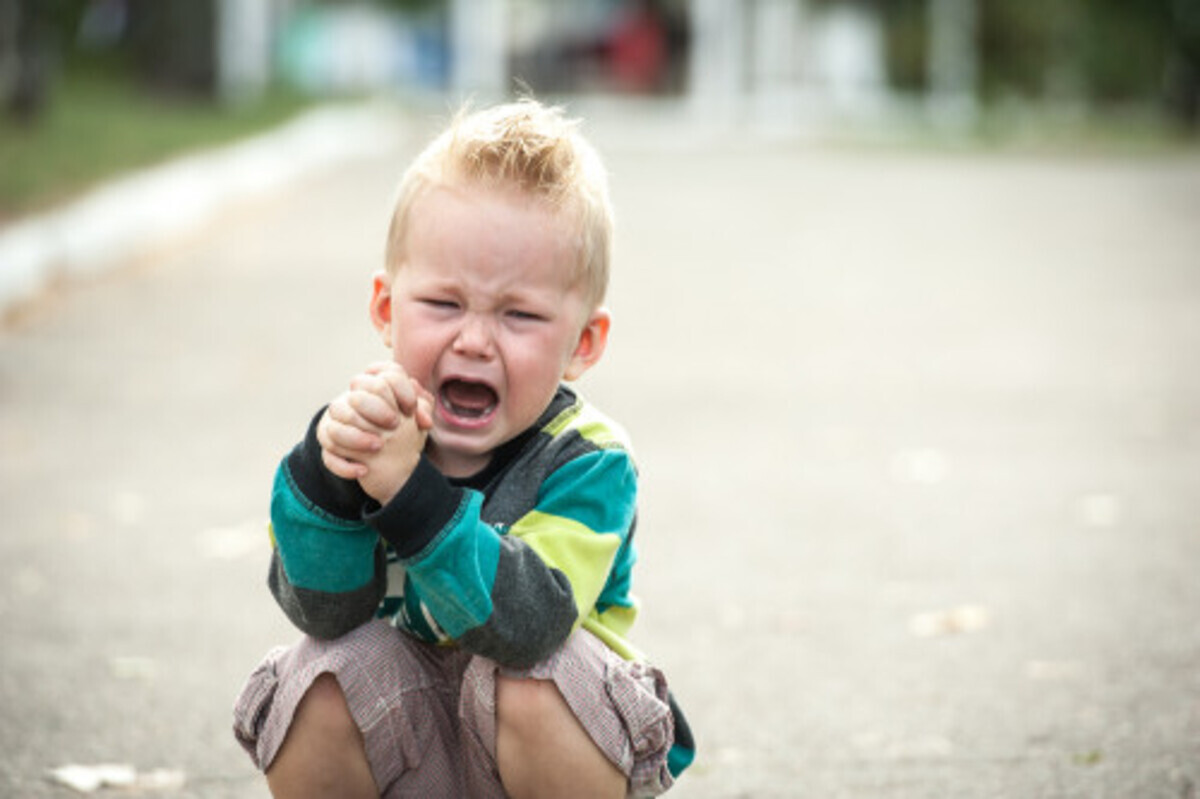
[325,396,357,425]
[347,389,400,429]
[412,380,435,430]
[326,396,386,436]
[317,406,348,450]
[356,366,421,417]
[366,362,419,411]
[415,394,434,431]
[381,370,418,415]
[350,373,409,416]
[323,415,383,453]
[413,379,435,406]
[322,449,367,480]
[348,375,401,420]
[349,371,391,396]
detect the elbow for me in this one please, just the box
[457,596,578,669]
[286,607,366,641]
[269,555,380,641]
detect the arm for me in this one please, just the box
[366,446,638,668]
[268,363,433,638]
[267,410,386,639]
[317,362,433,502]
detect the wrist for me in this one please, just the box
[288,406,370,520]
[363,456,465,558]
[359,450,422,507]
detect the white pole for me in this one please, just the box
[450,0,508,99]
[688,0,746,126]
[216,0,273,104]
[927,0,978,129]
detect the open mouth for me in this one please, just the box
[438,378,499,423]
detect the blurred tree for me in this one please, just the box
[2,0,227,108]
[126,0,218,96]
[976,0,1067,101]
[877,0,1198,130]
[1162,0,1200,128]
[1077,0,1171,103]
[882,0,928,92]
[375,0,444,10]
[1,0,52,122]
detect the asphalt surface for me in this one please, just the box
[2,105,1199,798]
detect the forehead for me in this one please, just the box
[406,184,584,284]
[415,181,562,226]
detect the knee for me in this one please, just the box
[294,673,359,745]
[267,673,377,798]
[495,676,565,743]
[494,675,626,798]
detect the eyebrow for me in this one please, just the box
[410,273,565,306]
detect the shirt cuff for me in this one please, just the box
[285,406,371,521]
[364,455,466,559]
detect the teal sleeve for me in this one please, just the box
[505,448,638,618]
[459,448,638,667]
[365,447,638,668]
[268,457,386,639]
[402,491,503,637]
[271,460,378,593]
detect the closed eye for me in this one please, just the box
[506,309,546,322]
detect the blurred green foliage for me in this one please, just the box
[0,0,314,220]
[882,0,1200,127]
[0,69,310,220]
[881,0,928,92]
[3,0,1196,224]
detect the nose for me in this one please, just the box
[452,314,495,359]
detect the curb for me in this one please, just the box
[0,101,401,317]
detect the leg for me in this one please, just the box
[266,673,378,799]
[495,675,626,799]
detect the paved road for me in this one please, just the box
[2,107,1199,798]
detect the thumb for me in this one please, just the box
[415,384,435,431]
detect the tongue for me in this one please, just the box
[442,380,497,417]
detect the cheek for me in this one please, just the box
[510,331,577,380]
[391,324,439,378]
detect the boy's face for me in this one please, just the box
[371,184,609,478]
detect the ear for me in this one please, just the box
[369,270,394,348]
[563,307,611,381]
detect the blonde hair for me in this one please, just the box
[384,99,613,309]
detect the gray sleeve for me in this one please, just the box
[454,536,578,669]
[267,545,387,640]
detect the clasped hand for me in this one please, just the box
[317,362,434,505]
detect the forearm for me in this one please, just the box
[268,410,386,638]
[365,460,578,667]
[268,546,385,639]
[454,535,578,667]
[365,448,637,668]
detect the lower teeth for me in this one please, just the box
[449,402,486,419]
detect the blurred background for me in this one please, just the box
[2,2,1200,798]
[2,0,1199,223]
